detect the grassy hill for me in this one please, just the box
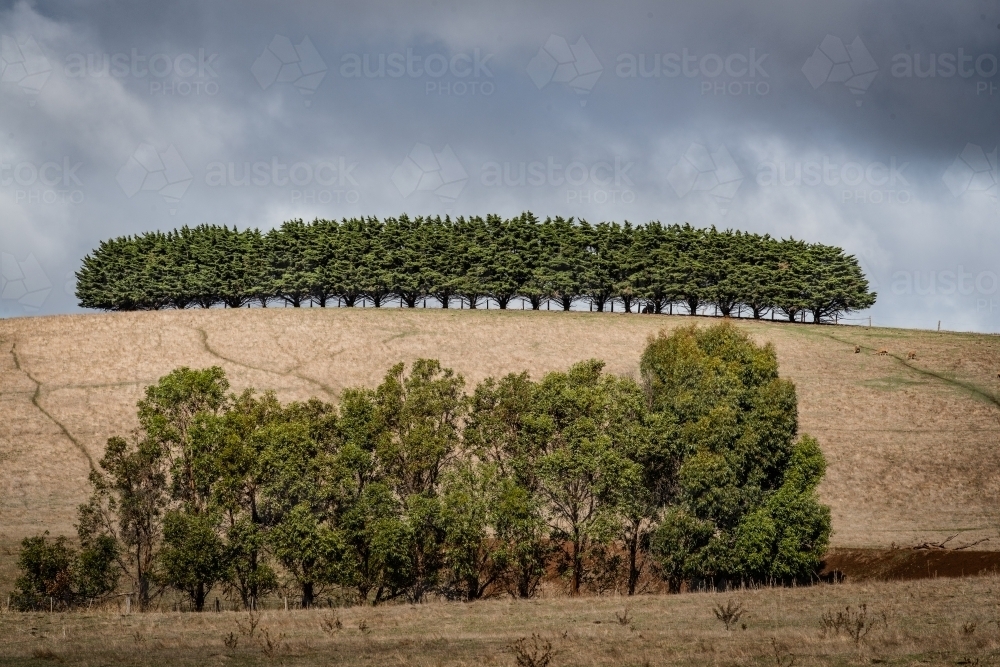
[1,308,999,590]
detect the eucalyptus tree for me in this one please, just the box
[642,323,831,588]
[531,360,644,595]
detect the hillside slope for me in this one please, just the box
[1,308,998,586]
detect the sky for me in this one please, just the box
[0,0,998,332]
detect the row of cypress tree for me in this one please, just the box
[75,214,876,322]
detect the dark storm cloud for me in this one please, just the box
[0,0,997,330]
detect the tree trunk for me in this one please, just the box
[138,572,150,611]
[195,582,206,612]
[302,581,314,608]
[627,529,640,596]
[572,536,582,595]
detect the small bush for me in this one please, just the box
[236,609,261,639]
[511,634,555,667]
[31,648,62,662]
[10,533,118,611]
[320,613,343,635]
[713,599,745,631]
[768,637,796,666]
[12,534,75,611]
[259,627,285,658]
[820,603,885,645]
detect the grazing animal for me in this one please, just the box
[906,350,916,360]
[854,345,861,354]
[876,349,888,356]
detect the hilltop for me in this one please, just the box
[1,308,998,589]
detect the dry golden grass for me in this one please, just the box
[1,308,999,591]
[1,574,999,666]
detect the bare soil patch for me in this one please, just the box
[823,547,1000,582]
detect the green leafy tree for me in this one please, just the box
[77,216,878,323]
[258,413,334,608]
[371,359,465,600]
[437,463,510,600]
[11,534,76,610]
[463,371,551,597]
[157,510,228,611]
[203,389,283,608]
[78,433,168,610]
[532,360,644,595]
[643,323,831,588]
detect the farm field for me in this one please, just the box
[1,574,999,666]
[0,307,999,593]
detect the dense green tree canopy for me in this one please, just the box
[76,216,875,322]
[17,323,831,610]
[642,324,831,587]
